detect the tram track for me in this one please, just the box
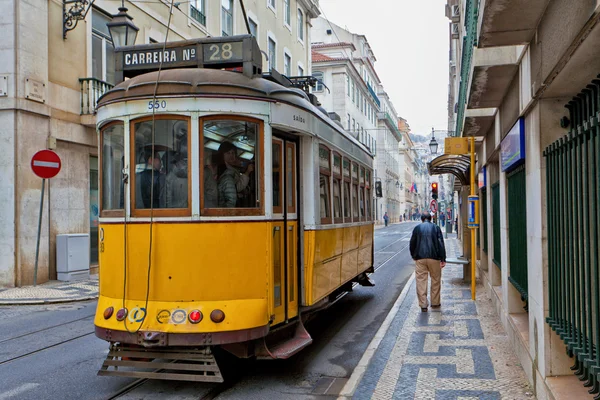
[0,331,95,366]
[0,314,95,344]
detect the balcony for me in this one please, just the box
[190,5,206,26]
[478,0,551,48]
[79,78,113,115]
[366,82,381,108]
[377,112,402,141]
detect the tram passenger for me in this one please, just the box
[139,153,163,208]
[203,153,219,208]
[215,142,239,208]
[217,141,255,207]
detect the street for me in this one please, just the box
[0,223,418,400]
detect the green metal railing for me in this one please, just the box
[481,187,488,252]
[507,164,528,302]
[545,77,600,396]
[191,5,206,26]
[454,0,479,137]
[492,182,501,268]
[79,78,113,115]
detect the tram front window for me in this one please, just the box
[132,119,190,210]
[101,123,125,212]
[202,119,259,209]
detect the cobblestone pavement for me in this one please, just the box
[351,234,535,400]
[0,276,98,305]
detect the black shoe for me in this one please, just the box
[431,304,441,308]
[421,307,428,312]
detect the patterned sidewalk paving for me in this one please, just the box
[0,276,98,305]
[346,234,535,400]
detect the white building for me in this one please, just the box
[0,0,319,287]
[311,17,408,223]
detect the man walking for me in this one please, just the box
[409,211,447,312]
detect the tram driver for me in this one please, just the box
[138,152,163,208]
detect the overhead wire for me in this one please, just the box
[122,0,177,334]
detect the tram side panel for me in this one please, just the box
[95,222,272,334]
[303,224,373,306]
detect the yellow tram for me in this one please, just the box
[94,35,375,381]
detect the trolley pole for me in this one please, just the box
[470,137,476,300]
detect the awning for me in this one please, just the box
[428,154,472,186]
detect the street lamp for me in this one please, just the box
[107,0,139,48]
[429,127,439,154]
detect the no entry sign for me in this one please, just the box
[31,150,61,179]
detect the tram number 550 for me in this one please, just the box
[148,100,167,110]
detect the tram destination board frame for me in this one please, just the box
[114,35,263,82]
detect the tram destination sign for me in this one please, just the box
[115,35,262,82]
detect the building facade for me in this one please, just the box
[445,0,600,398]
[0,0,319,287]
[311,16,410,223]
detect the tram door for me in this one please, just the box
[271,137,298,325]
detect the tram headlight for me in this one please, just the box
[188,310,203,324]
[210,309,225,323]
[116,308,128,321]
[103,306,114,320]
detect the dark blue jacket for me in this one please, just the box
[409,222,446,262]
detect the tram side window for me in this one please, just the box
[366,170,372,220]
[352,163,359,219]
[202,119,259,210]
[332,153,342,222]
[132,119,189,210]
[343,159,351,220]
[359,166,365,219]
[101,123,125,212]
[319,145,331,224]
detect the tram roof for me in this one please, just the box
[99,68,312,112]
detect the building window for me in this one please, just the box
[352,80,355,103]
[297,9,304,42]
[313,71,324,92]
[268,37,277,71]
[346,74,350,97]
[284,0,291,26]
[191,0,206,26]
[284,52,291,76]
[92,9,116,85]
[268,0,276,10]
[249,17,258,37]
[222,0,233,36]
[298,64,304,76]
[347,113,351,130]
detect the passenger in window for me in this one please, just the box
[221,141,255,194]
[139,153,163,208]
[204,153,219,208]
[163,133,188,208]
[215,142,239,208]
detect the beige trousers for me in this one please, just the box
[415,258,442,308]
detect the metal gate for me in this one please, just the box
[507,164,528,302]
[492,182,501,268]
[544,80,600,396]
[481,187,488,253]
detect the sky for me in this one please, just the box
[318,0,450,136]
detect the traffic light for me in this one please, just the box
[375,181,383,198]
[431,182,438,199]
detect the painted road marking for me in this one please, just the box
[0,383,40,400]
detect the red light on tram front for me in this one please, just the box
[210,309,225,323]
[103,307,114,320]
[116,308,128,321]
[188,310,203,324]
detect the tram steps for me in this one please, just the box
[256,319,313,360]
[98,344,224,382]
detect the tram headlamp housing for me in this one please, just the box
[188,310,203,324]
[116,308,128,321]
[210,309,225,323]
[103,306,114,320]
